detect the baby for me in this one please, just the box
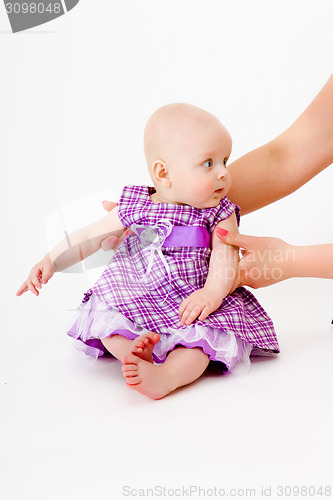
[17,103,279,399]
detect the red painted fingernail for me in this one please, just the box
[216,228,228,236]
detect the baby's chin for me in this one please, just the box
[191,197,225,209]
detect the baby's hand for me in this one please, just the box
[16,256,55,297]
[178,288,223,326]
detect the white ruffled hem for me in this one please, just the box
[67,294,276,374]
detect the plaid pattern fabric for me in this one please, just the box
[82,185,279,353]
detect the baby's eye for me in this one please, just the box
[223,158,228,166]
[203,159,213,168]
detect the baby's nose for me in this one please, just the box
[217,166,227,179]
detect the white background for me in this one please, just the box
[1,1,333,499]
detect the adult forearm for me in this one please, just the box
[290,244,333,279]
[228,74,333,215]
[227,143,280,214]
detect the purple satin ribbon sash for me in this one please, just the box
[136,225,211,248]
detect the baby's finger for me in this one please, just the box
[198,305,213,322]
[184,304,203,325]
[179,302,195,325]
[178,298,191,317]
[16,282,28,296]
[180,301,200,325]
[31,274,42,289]
[27,280,39,296]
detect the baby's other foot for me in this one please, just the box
[121,354,174,400]
[131,331,160,363]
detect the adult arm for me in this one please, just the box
[216,230,333,290]
[228,74,333,215]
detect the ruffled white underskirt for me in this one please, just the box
[67,294,275,374]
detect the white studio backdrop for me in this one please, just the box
[1,0,333,258]
[1,2,333,500]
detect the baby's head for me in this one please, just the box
[144,103,232,209]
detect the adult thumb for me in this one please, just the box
[215,228,257,250]
[102,200,118,212]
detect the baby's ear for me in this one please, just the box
[152,160,171,187]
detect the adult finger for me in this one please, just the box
[102,201,118,212]
[101,235,119,251]
[216,229,261,250]
[101,230,134,251]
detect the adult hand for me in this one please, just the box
[100,201,134,251]
[216,229,294,290]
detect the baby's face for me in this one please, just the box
[162,114,232,209]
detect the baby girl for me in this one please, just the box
[17,103,279,399]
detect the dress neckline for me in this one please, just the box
[146,186,188,207]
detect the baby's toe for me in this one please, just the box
[122,370,138,378]
[123,354,140,365]
[126,383,141,391]
[122,364,138,372]
[126,376,141,385]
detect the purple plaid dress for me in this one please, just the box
[67,185,279,373]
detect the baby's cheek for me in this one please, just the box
[195,175,210,190]
[225,173,232,189]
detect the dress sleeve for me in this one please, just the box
[117,185,149,227]
[211,196,241,230]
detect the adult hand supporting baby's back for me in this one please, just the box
[216,229,294,290]
[101,201,133,251]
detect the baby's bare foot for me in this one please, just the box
[121,354,174,400]
[131,331,160,363]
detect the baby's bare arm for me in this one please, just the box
[49,207,125,272]
[178,212,239,325]
[205,212,239,297]
[17,207,125,296]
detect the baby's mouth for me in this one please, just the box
[214,188,224,194]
